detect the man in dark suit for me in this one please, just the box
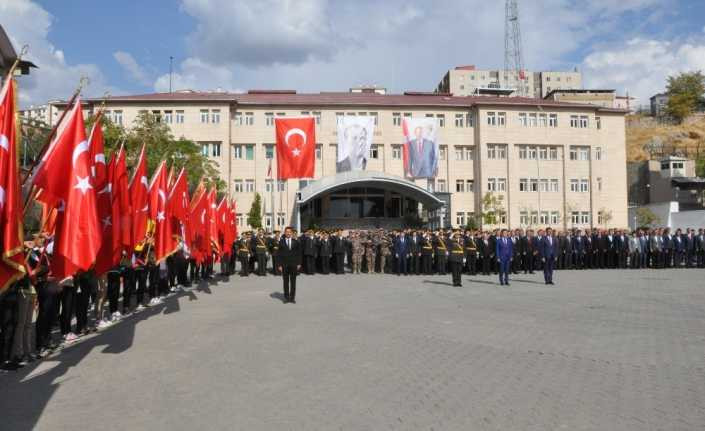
[478,232,492,276]
[448,231,465,286]
[276,227,302,303]
[394,231,410,275]
[408,231,421,274]
[540,227,557,285]
[696,228,705,268]
[318,232,332,275]
[406,126,437,178]
[302,230,317,275]
[331,230,346,274]
[495,229,513,286]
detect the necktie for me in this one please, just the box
[287,239,291,249]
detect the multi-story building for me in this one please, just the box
[436,65,582,99]
[59,89,627,232]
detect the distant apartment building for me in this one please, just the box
[650,93,669,117]
[436,65,582,99]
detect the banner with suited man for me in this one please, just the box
[402,117,439,179]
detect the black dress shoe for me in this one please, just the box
[506,283,510,286]
[290,299,296,304]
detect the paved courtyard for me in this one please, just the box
[1,269,704,430]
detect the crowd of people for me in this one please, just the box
[1,225,703,372]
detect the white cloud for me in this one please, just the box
[0,0,119,107]
[113,51,151,85]
[153,57,243,93]
[582,38,705,106]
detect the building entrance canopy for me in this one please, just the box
[298,171,444,210]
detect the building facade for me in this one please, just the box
[66,90,626,232]
[436,65,582,99]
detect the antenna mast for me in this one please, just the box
[504,0,526,96]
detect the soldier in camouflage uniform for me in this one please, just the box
[379,231,392,273]
[350,230,364,274]
[365,231,378,274]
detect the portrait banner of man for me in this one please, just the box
[402,117,439,179]
[336,116,375,172]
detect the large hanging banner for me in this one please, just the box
[402,117,439,179]
[336,116,375,172]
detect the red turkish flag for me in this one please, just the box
[188,181,207,264]
[275,117,315,179]
[149,161,176,262]
[93,117,115,275]
[206,187,219,255]
[129,143,148,248]
[89,112,108,191]
[216,196,229,254]
[32,97,101,279]
[230,199,238,243]
[0,78,26,292]
[168,167,189,224]
[112,146,132,251]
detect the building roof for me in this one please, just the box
[671,177,705,189]
[78,90,626,113]
[544,89,615,98]
[0,24,36,74]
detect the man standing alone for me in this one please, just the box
[276,227,302,304]
[496,229,513,286]
[541,228,557,285]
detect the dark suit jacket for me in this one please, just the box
[540,236,558,259]
[495,237,513,260]
[394,236,410,256]
[277,237,302,267]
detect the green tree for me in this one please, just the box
[696,158,705,177]
[481,192,506,226]
[85,111,223,191]
[247,193,263,229]
[665,71,705,123]
[635,207,660,227]
[598,208,613,227]
[464,214,480,231]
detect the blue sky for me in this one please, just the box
[4,0,705,107]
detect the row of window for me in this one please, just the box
[487,111,602,129]
[519,211,561,226]
[232,213,287,228]
[233,179,287,194]
[519,178,560,193]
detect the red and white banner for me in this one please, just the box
[275,117,315,179]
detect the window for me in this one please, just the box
[113,110,123,126]
[393,112,401,126]
[276,212,286,227]
[358,112,367,117]
[245,180,255,193]
[456,212,466,227]
[175,110,184,124]
[455,145,473,161]
[152,110,161,122]
[466,180,474,192]
[369,145,379,159]
[265,180,274,193]
[518,146,527,159]
[245,145,254,160]
[520,211,529,225]
[233,145,243,159]
[571,211,580,225]
[528,146,537,160]
[200,109,209,124]
[316,144,322,160]
[487,144,506,160]
[301,110,310,117]
[455,147,463,160]
[439,146,447,160]
[530,211,538,225]
[539,211,549,225]
[497,112,506,126]
[539,147,548,160]
[264,145,274,160]
[456,179,465,193]
[549,147,558,160]
[163,110,173,124]
[550,211,559,224]
[570,115,579,128]
[211,109,221,124]
[519,178,528,192]
[570,147,578,160]
[463,146,473,160]
[427,179,435,193]
[539,113,547,127]
[580,212,590,225]
[580,179,589,193]
[497,178,506,192]
[392,145,402,160]
[550,179,559,192]
[264,213,272,230]
[487,178,497,192]
[596,116,601,130]
[597,177,602,191]
[548,113,558,127]
[211,142,221,157]
[236,214,244,227]
[528,113,537,127]
[579,147,589,161]
[466,113,474,127]
[265,112,274,126]
[234,180,244,193]
[276,112,286,118]
[570,179,579,192]
[201,143,209,156]
[437,179,447,192]
[539,179,549,192]
[518,112,527,127]
[455,113,464,127]
[487,112,497,126]
[369,112,378,126]
[244,112,254,125]
[579,115,588,128]
[313,111,321,125]
[530,179,539,192]
[277,180,286,192]
[595,147,602,161]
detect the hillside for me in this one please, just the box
[626,115,705,162]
